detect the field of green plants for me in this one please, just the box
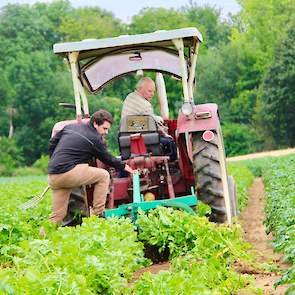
[0,155,294,294]
[237,155,295,293]
[261,157,295,291]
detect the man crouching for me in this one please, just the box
[48,109,133,224]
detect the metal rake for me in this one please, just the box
[18,185,50,210]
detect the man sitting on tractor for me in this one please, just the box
[48,109,134,224]
[121,77,177,161]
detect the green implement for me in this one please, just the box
[104,171,198,222]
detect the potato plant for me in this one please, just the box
[133,207,260,294]
[232,155,295,292]
[0,159,278,295]
[262,155,295,292]
[0,177,149,294]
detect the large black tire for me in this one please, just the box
[62,187,89,227]
[192,132,227,223]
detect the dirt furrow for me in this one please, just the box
[129,177,290,294]
[239,178,289,294]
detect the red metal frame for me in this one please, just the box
[52,104,220,211]
[177,103,220,163]
[177,103,219,134]
[164,119,178,140]
[176,134,194,182]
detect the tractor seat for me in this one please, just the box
[118,115,163,160]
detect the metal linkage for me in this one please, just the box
[104,172,197,222]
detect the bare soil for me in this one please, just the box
[227,147,295,162]
[239,178,290,294]
[129,261,171,285]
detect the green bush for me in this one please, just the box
[0,137,24,176]
[32,155,49,174]
[13,166,45,176]
[223,122,263,157]
[12,155,49,176]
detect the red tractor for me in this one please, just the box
[52,27,237,225]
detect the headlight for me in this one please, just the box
[181,102,193,116]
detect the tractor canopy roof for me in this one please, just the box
[54,27,202,60]
[53,27,203,93]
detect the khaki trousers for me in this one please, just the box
[48,164,110,222]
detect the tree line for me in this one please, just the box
[0,0,294,175]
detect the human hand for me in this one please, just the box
[124,164,135,174]
[157,116,164,126]
[158,125,172,138]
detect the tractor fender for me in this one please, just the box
[177,103,220,134]
[176,103,220,178]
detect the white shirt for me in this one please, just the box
[121,91,163,124]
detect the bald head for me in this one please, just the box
[136,77,155,101]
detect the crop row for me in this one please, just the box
[236,155,295,293]
[261,155,295,291]
[0,169,259,294]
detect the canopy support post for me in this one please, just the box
[68,51,82,122]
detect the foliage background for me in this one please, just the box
[0,0,294,174]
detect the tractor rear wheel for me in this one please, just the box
[192,131,228,223]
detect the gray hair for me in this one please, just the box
[136,77,154,91]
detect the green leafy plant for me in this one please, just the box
[261,155,295,289]
[1,216,149,294]
[0,137,24,176]
[227,162,254,210]
[133,207,260,294]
